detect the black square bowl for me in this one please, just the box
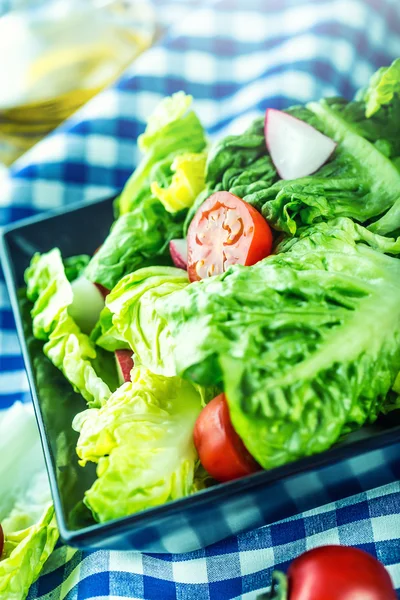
[2,197,400,552]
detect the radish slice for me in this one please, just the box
[265,108,336,180]
[169,239,188,270]
[68,276,105,334]
[115,350,134,385]
[94,282,110,299]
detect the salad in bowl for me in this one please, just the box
[20,58,400,526]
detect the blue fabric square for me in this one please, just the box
[209,576,242,599]
[77,571,110,598]
[369,492,400,517]
[337,500,370,526]
[143,575,177,600]
[270,519,306,547]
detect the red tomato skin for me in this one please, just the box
[0,524,3,557]
[288,545,396,600]
[187,191,273,282]
[193,393,260,482]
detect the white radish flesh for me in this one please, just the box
[169,238,188,269]
[68,276,105,334]
[265,108,336,180]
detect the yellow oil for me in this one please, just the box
[0,1,154,165]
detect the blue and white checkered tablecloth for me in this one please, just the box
[1,0,400,598]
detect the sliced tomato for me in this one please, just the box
[193,393,260,482]
[187,192,273,282]
[0,523,3,557]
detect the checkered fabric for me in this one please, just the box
[1,0,400,597]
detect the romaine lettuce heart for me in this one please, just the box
[73,366,204,522]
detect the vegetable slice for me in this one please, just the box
[169,239,188,269]
[187,191,273,282]
[68,276,105,334]
[265,108,336,179]
[115,349,134,384]
[193,394,260,482]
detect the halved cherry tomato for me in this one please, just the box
[193,393,260,482]
[187,192,273,282]
[0,523,4,557]
[270,545,397,600]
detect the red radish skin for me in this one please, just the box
[0,524,3,557]
[93,245,110,298]
[169,239,188,270]
[269,545,397,600]
[95,283,110,299]
[265,108,336,180]
[115,350,134,384]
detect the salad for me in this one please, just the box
[17,58,400,531]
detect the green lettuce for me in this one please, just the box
[118,92,207,215]
[184,117,277,232]
[188,60,400,238]
[255,99,400,235]
[156,218,400,469]
[73,366,203,522]
[151,152,207,213]
[359,57,400,118]
[25,249,114,407]
[63,254,91,282]
[85,93,207,290]
[0,403,58,599]
[84,199,184,291]
[94,266,189,376]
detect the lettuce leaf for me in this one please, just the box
[94,266,189,376]
[25,249,73,341]
[184,117,277,233]
[189,61,400,239]
[73,366,203,522]
[0,403,58,600]
[256,99,400,235]
[118,92,207,216]
[156,218,400,469]
[63,254,91,282]
[24,249,113,407]
[84,198,184,291]
[359,57,400,118]
[85,93,207,290]
[151,152,207,213]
